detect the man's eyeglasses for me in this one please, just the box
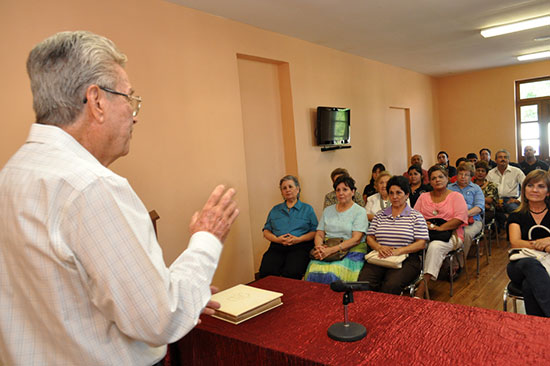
[83,86,142,117]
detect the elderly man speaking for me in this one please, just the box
[0,31,239,365]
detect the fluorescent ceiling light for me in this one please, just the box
[481,15,550,38]
[517,51,550,61]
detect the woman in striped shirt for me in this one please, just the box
[358,176,429,294]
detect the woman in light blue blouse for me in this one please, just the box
[305,175,368,284]
[259,175,318,279]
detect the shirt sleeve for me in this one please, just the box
[413,212,430,240]
[351,206,369,234]
[473,185,485,213]
[62,176,221,346]
[262,206,276,232]
[366,212,380,236]
[450,192,469,224]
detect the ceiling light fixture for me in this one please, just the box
[517,51,550,61]
[481,15,550,38]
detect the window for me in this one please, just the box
[516,77,550,161]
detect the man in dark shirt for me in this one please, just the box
[479,148,497,169]
[519,145,549,175]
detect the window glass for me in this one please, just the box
[519,79,550,99]
[521,122,539,139]
[520,105,538,122]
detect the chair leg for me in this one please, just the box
[503,288,508,312]
[475,240,480,277]
[449,256,454,297]
[512,298,518,313]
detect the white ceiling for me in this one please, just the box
[168,0,550,76]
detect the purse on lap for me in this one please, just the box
[364,251,408,269]
[509,224,550,275]
[426,218,453,242]
[310,237,349,262]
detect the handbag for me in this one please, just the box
[310,237,348,262]
[364,250,408,269]
[509,225,550,275]
[426,218,453,242]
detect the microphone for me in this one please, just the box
[330,280,370,292]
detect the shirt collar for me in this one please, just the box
[26,123,103,167]
[382,203,412,217]
[280,199,303,211]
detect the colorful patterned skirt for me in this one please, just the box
[304,242,367,284]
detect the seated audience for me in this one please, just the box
[366,171,392,221]
[363,163,386,202]
[408,164,432,207]
[358,176,429,294]
[466,153,478,164]
[507,170,550,317]
[414,165,468,298]
[402,154,429,184]
[305,176,368,284]
[520,145,549,176]
[437,150,457,177]
[324,168,365,209]
[474,160,499,223]
[259,175,318,279]
[448,162,484,262]
[480,148,497,169]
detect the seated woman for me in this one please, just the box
[448,162,484,262]
[362,163,386,203]
[324,168,365,209]
[259,175,318,279]
[507,170,550,317]
[413,165,468,299]
[358,176,429,294]
[408,164,432,207]
[473,160,499,223]
[305,175,368,284]
[365,171,392,221]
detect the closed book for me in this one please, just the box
[211,284,283,324]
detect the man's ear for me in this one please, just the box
[84,85,105,123]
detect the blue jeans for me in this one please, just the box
[507,258,550,317]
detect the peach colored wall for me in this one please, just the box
[437,60,550,163]
[0,0,438,289]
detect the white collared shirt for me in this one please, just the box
[0,124,222,365]
[486,165,525,199]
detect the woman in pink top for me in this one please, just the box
[413,165,468,298]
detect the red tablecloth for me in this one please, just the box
[171,276,550,365]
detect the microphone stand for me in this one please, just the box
[327,290,367,342]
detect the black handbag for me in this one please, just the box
[426,218,453,242]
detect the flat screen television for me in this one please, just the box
[316,106,350,146]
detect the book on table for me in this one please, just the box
[210,284,283,325]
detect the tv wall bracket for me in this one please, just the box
[321,145,352,152]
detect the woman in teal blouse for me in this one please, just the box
[259,175,318,279]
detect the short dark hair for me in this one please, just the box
[386,176,410,195]
[455,157,467,167]
[330,168,349,181]
[466,153,478,160]
[428,164,449,179]
[475,160,489,173]
[333,175,356,191]
[437,151,449,158]
[407,164,422,176]
[479,148,491,155]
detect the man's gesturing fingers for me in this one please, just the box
[190,185,239,243]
